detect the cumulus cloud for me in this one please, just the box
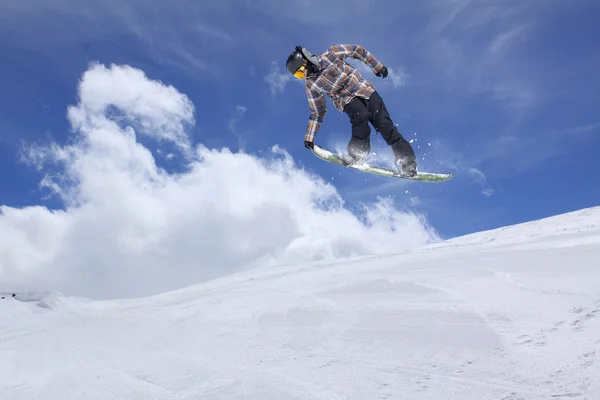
[1,62,438,300]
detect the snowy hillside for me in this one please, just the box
[1,207,599,400]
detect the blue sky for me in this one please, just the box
[1,0,599,298]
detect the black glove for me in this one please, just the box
[376,66,388,78]
[304,140,314,149]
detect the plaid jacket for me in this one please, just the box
[304,44,384,143]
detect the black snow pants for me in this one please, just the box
[343,91,415,162]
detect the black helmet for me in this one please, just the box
[286,46,307,76]
[286,46,318,78]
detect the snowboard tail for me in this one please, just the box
[310,144,455,182]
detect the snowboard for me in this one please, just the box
[310,144,455,182]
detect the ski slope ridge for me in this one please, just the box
[1,207,599,399]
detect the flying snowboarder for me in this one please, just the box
[286,44,417,177]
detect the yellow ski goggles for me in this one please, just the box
[293,60,308,79]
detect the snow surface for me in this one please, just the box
[2,207,600,399]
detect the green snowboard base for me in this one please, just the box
[310,144,455,182]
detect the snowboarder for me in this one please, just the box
[286,44,417,177]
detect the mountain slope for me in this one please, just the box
[1,207,599,399]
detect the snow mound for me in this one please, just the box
[1,290,104,312]
[428,206,600,250]
[1,206,599,400]
[2,290,59,302]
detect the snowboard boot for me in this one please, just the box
[391,139,417,177]
[343,142,371,165]
[397,157,417,177]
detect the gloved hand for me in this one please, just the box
[376,66,388,78]
[304,140,314,149]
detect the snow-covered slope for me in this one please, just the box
[2,207,599,400]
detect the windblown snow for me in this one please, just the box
[1,206,599,399]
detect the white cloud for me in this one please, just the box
[73,62,194,152]
[468,168,495,197]
[348,60,408,89]
[492,81,535,111]
[194,21,235,42]
[469,122,600,175]
[564,123,600,136]
[388,67,409,88]
[228,105,247,132]
[385,0,557,113]
[1,63,438,300]
[0,0,241,79]
[265,62,292,96]
[489,24,530,56]
[254,0,375,25]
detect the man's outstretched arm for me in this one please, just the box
[328,44,386,76]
